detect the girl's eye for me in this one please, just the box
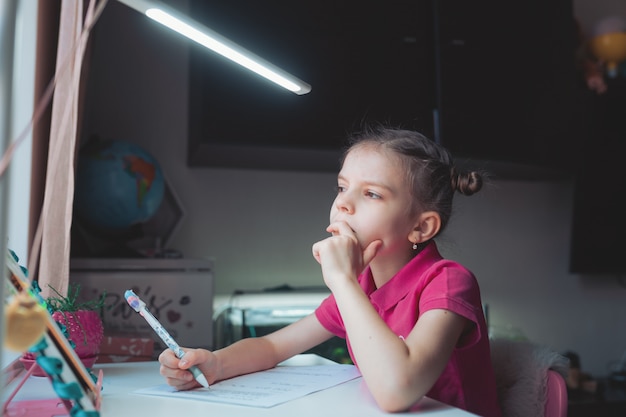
[366,191,381,199]
[336,185,346,193]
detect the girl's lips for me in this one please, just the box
[331,220,356,234]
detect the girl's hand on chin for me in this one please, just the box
[325,221,382,266]
[312,222,382,289]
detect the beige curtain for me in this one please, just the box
[31,0,104,298]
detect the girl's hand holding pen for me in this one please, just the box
[159,347,216,391]
[125,290,210,389]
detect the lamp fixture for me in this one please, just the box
[116,0,311,95]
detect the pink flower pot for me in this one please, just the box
[51,310,104,360]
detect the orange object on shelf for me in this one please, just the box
[590,32,626,77]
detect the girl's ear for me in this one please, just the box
[409,211,441,244]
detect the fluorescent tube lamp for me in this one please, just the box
[116,0,312,95]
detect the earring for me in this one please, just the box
[412,242,418,250]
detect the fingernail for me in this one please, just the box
[179,359,188,367]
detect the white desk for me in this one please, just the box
[4,355,477,416]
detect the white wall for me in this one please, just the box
[6,0,36,262]
[80,0,626,378]
[1,0,35,263]
[1,0,37,372]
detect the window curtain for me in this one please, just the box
[29,0,104,298]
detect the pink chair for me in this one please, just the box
[545,369,568,417]
[490,338,570,417]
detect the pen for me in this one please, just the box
[124,289,209,388]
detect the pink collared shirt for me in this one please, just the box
[315,241,501,417]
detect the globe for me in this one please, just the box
[74,139,165,231]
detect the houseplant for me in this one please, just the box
[21,283,105,372]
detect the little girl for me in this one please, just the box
[159,126,501,416]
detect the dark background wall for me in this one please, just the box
[78,0,626,377]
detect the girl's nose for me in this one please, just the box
[335,192,354,213]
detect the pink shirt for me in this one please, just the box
[315,241,501,417]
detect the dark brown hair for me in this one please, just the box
[343,125,484,235]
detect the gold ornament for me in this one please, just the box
[4,292,48,352]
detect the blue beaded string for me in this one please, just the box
[9,249,100,416]
[31,343,100,416]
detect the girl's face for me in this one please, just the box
[330,145,419,257]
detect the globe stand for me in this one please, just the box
[71,218,145,258]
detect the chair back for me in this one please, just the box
[545,369,568,417]
[490,338,569,417]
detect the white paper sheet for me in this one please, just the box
[134,364,361,408]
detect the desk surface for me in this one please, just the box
[4,355,477,416]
